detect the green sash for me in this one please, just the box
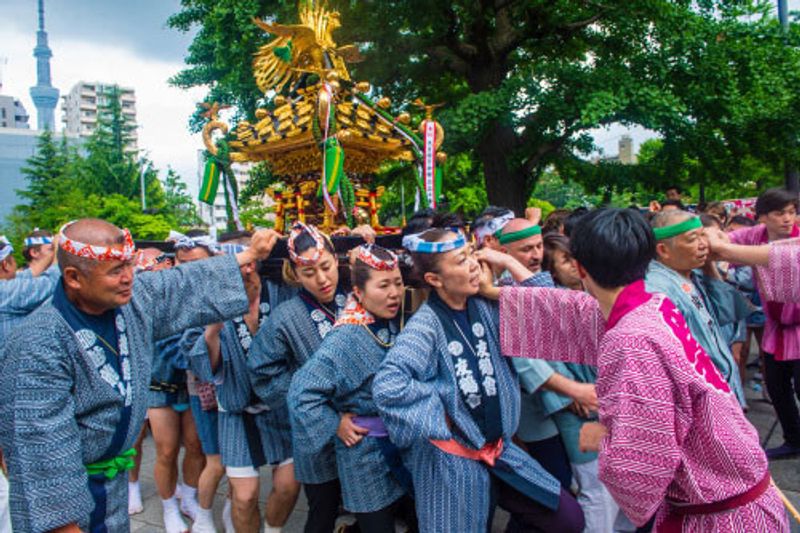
[85,448,137,480]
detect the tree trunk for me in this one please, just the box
[785,164,800,193]
[476,121,528,215]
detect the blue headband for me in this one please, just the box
[402,231,466,254]
[0,236,13,262]
[24,236,52,248]
[221,243,247,255]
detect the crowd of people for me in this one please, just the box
[0,185,798,533]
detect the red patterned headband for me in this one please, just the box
[355,244,398,271]
[59,221,138,262]
[288,222,327,266]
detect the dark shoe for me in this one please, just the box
[766,442,800,460]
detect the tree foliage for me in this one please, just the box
[169,0,800,215]
[4,112,200,247]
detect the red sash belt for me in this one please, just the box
[660,471,771,533]
[430,437,504,467]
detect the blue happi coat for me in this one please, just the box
[148,334,187,408]
[288,322,406,512]
[0,264,60,346]
[0,255,248,533]
[188,281,294,467]
[373,297,561,533]
[248,293,344,483]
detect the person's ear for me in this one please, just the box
[352,285,364,302]
[62,266,84,291]
[655,242,669,261]
[576,262,588,280]
[423,271,443,289]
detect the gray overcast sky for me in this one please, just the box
[1,0,205,196]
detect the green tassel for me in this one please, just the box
[317,137,344,198]
[341,175,355,227]
[198,160,220,205]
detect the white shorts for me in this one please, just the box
[226,457,294,479]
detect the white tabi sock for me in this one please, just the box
[190,506,217,533]
[128,481,143,515]
[263,524,282,533]
[179,485,199,521]
[181,484,198,500]
[162,496,189,533]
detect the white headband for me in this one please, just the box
[402,230,466,254]
[473,211,514,242]
[169,231,220,254]
[24,235,52,248]
[0,236,12,262]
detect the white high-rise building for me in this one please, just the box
[0,95,30,129]
[61,81,137,149]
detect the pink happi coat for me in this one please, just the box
[730,225,800,360]
[759,242,800,304]
[500,281,788,532]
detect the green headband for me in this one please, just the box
[653,216,703,241]
[497,225,542,245]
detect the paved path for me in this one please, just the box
[131,367,800,532]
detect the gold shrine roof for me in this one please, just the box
[228,84,416,175]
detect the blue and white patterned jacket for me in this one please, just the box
[288,323,405,512]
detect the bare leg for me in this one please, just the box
[740,328,753,385]
[198,454,225,510]
[181,409,205,488]
[265,462,300,528]
[149,407,182,499]
[731,342,744,370]
[129,422,148,483]
[230,476,261,533]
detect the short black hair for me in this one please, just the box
[218,230,253,243]
[402,208,436,236]
[431,212,465,230]
[570,208,655,289]
[660,199,686,210]
[563,207,589,238]
[666,185,682,194]
[700,213,723,230]
[728,215,756,228]
[542,209,571,235]
[755,188,799,217]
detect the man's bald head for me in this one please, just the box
[499,218,544,273]
[57,219,127,275]
[500,218,536,236]
[650,210,708,274]
[651,210,695,248]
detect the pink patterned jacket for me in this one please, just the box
[730,224,800,360]
[759,242,800,304]
[499,281,787,532]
